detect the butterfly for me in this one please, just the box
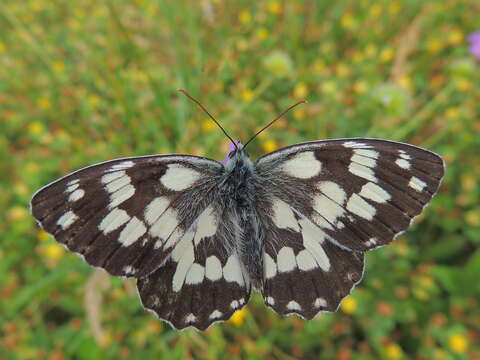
[31,90,445,330]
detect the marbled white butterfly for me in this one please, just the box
[31,91,444,330]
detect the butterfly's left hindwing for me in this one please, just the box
[31,155,223,278]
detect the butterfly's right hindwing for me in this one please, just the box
[31,155,223,278]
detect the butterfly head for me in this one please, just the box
[221,141,246,166]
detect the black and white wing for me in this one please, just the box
[32,154,252,330]
[255,138,444,317]
[31,154,223,278]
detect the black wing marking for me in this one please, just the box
[256,138,445,251]
[137,226,251,330]
[31,154,222,278]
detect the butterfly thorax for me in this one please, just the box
[221,149,265,289]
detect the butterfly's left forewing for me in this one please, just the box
[31,154,223,278]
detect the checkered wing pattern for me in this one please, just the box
[31,155,222,278]
[256,138,444,318]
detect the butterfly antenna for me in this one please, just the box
[243,99,307,149]
[177,89,238,150]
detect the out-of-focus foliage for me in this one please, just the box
[1,0,479,359]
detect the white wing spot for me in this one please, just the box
[399,150,411,160]
[110,161,134,170]
[395,158,411,169]
[348,162,377,182]
[205,256,223,281]
[343,141,373,148]
[67,179,79,186]
[318,181,347,205]
[65,183,79,193]
[299,219,330,271]
[409,176,426,192]
[277,247,297,273]
[264,253,277,279]
[172,239,194,292]
[365,237,378,246]
[230,300,239,309]
[193,206,218,245]
[209,310,223,320]
[239,298,245,305]
[296,250,318,271]
[68,189,85,202]
[346,193,376,220]
[271,198,300,232]
[354,149,379,159]
[161,164,200,191]
[150,208,179,241]
[282,151,322,179]
[57,211,78,229]
[223,255,244,285]
[185,313,196,323]
[265,296,275,305]
[314,297,327,308]
[359,182,391,203]
[101,170,125,184]
[108,185,135,209]
[106,175,131,193]
[118,217,146,246]
[286,301,302,311]
[144,196,170,225]
[185,263,205,285]
[99,208,130,234]
[123,265,137,275]
[351,153,376,168]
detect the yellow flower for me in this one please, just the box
[465,209,480,226]
[13,183,29,196]
[43,243,64,261]
[312,59,326,74]
[320,81,337,95]
[229,308,247,326]
[448,334,468,354]
[37,97,51,110]
[293,109,305,120]
[365,44,377,58]
[388,2,401,14]
[28,122,45,135]
[448,29,463,45]
[0,42,6,54]
[336,64,351,78]
[340,13,357,30]
[293,82,308,98]
[7,206,28,221]
[380,47,394,63]
[352,51,364,63]
[455,79,472,92]
[426,38,443,54]
[369,4,382,18]
[52,61,65,73]
[385,343,403,360]
[353,80,368,94]
[263,139,278,153]
[239,10,251,24]
[445,107,459,120]
[267,1,281,15]
[396,75,412,91]
[340,296,357,314]
[89,94,101,107]
[256,27,269,40]
[38,230,51,242]
[201,119,216,132]
[241,88,254,102]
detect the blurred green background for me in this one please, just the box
[1,0,479,359]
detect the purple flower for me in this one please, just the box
[468,30,480,61]
[221,141,240,165]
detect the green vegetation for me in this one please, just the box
[1,0,479,358]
